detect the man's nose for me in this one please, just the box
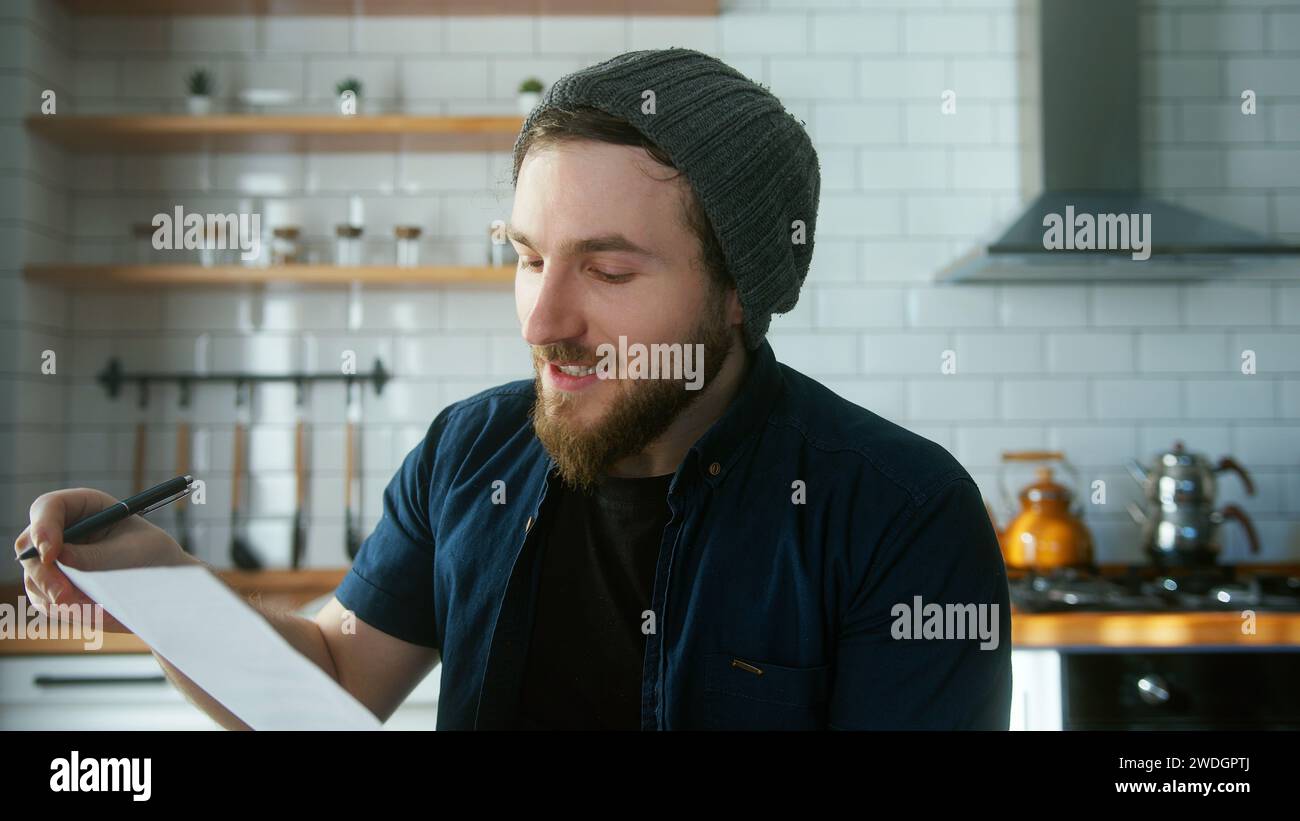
[521,264,586,348]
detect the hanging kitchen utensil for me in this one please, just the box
[230,380,262,570]
[292,379,309,570]
[344,378,362,561]
[174,380,194,554]
[994,450,1094,571]
[1126,441,1261,567]
[132,381,149,495]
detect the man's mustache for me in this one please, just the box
[533,345,597,366]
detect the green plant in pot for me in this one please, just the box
[517,76,544,115]
[186,69,213,115]
[336,76,363,115]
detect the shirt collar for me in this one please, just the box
[688,338,784,489]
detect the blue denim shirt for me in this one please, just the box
[335,339,1012,730]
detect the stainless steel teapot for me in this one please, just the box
[1125,441,1260,567]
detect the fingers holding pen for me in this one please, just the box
[15,520,84,612]
[26,487,110,565]
[20,551,75,611]
[23,573,53,617]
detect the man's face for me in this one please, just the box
[510,140,738,492]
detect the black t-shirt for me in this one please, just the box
[513,471,675,730]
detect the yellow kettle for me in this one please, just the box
[991,452,1094,572]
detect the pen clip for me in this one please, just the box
[137,482,195,517]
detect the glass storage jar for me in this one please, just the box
[394,225,422,267]
[271,226,302,265]
[335,224,363,266]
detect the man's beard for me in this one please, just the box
[528,288,734,494]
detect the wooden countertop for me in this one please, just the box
[1011,610,1300,649]
[0,568,346,656]
[1007,563,1300,648]
[4,567,1300,654]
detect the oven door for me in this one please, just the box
[1063,650,1300,729]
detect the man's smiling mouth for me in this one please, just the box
[554,363,598,376]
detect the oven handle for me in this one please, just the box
[1136,674,1170,705]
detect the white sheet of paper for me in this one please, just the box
[60,563,381,730]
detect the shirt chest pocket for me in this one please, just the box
[702,652,830,730]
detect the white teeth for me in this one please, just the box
[556,363,596,376]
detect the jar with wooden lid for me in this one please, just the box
[335,224,363,266]
[271,226,302,265]
[198,218,222,267]
[131,222,159,264]
[394,225,422,267]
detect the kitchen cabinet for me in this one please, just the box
[0,574,444,730]
[1010,649,1063,731]
[0,653,441,730]
[0,654,219,731]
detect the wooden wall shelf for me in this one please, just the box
[24,263,516,286]
[25,114,525,153]
[59,0,720,15]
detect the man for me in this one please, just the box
[335,48,1011,730]
[18,48,1010,731]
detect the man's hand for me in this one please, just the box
[14,487,199,633]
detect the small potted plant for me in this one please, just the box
[336,76,363,115]
[186,69,213,115]
[517,77,544,115]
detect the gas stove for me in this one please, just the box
[1009,566,1300,613]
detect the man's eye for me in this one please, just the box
[517,258,629,283]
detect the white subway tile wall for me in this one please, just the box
[2,0,1298,585]
[4,0,73,585]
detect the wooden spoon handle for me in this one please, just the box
[295,420,306,507]
[232,422,244,514]
[176,421,190,510]
[133,422,147,494]
[344,421,354,509]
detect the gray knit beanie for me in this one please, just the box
[510,48,821,351]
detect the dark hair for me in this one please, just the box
[512,105,732,295]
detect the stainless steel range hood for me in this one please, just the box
[939,0,1300,283]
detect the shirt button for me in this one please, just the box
[708,461,721,476]
[525,515,534,533]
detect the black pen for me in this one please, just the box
[15,474,195,562]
